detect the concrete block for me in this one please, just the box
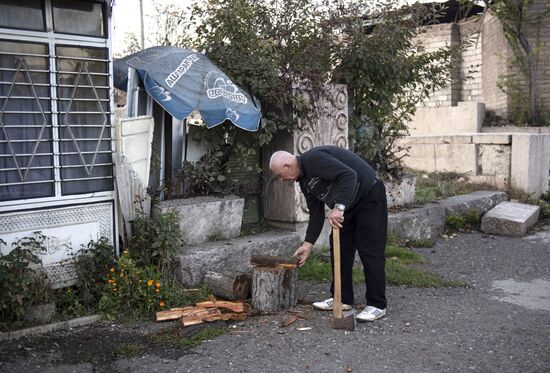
[511,134,550,198]
[435,144,477,173]
[386,174,417,208]
[153,195,245,245]
[173,230,301,287]
[388,204,446,240]
[481,201,541,237]
[403,143,437,172]
[477,144,511,176]
[472,134,512,144]
[408,102,484,135]
[439,190,507,216]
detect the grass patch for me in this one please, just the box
[385,261,466,288]
[146,326,227,349]
[412,171,494,203]
[298,245,465,288]
[114,343,145,357]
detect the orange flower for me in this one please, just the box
[155,282,161,288]
[159,301,165,307]
[110,268,115,272]
[147,280,154,286]
[155,288,160,293]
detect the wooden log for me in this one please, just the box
[251,266,297,312]
[204,271,252,300]
[195,300,247,313]
[250,255,299,269]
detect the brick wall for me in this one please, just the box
[415,23,460,107]
[459,19,483,102]
[481,12,510,115]
[525,0,550,120]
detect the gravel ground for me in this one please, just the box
[1,224,549,373]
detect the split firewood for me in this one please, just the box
[250,255,299,269]
[203,312,248,322]
[179,308,221,327]
[195,300,247,313]
[204,271,252,300]
[155,306,194,321]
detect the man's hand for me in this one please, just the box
[293,242,313,267]
[328,208,344,229]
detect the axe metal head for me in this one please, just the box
[333,311,355,331]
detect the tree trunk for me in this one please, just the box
[251,266,297,312]
[204,271,251,300]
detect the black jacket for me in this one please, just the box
[297,146,378,244]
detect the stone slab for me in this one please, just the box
[386,174,417,208]
[408,101,484,135]
[481,201,541,237]
[388,204,446,240]
[153,195,245,245]
[173,230,302,287]
[434,143,477,173]
[511,134,550,199]
[439,191,507,216]
[472,134,512,144]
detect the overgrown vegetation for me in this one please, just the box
[0,233,53,325]
[130,210,185,273]
[414,171,494,203]
[486,0,550,125]
[299,244,466,288]
[445,209,481,231]
[1,219,209,327]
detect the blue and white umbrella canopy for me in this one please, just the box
[114,46,262,132]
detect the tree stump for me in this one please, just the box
[204,271,251,300]
[251,266,297,312]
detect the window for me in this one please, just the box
[0,41,53,201]
[0,0,112,204]
[0,0,46,32]
[52,0,106,37]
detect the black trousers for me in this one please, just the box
[329,179,388,309]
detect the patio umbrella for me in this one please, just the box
[114,46,262,131]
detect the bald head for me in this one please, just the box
[269,150,300,182]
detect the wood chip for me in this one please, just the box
[281,314,299,327]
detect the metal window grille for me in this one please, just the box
[0,35,113,203]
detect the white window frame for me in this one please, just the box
[0,0,115,213]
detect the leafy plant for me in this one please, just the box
[445,214,467,230]
[99,250,167,320]
[130,210,185,273]
[0,233,48,323]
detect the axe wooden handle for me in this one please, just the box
[333,226,342,319]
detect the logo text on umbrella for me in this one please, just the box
[205,71,248,104]
[165,54,199,88]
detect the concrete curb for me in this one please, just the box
[0,314,102,342]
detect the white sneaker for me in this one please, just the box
[356,306,386,322]
[312,298,352,311]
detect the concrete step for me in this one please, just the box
[481,201,541,237]
[439,190,507,216]
[388,190,507,240]
[173,230,301,287]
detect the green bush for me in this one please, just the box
[99,250,166,320]
[0,233,50,323]
[446,214,467,230]
[130,210,185,273]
